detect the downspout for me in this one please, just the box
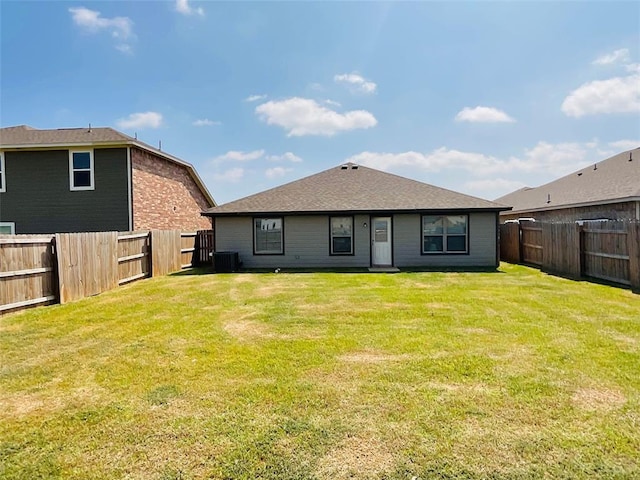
[127,147,133,231]
[636,201,639,221]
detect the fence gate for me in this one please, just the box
[581,222,631,286]
[520,223,543,266]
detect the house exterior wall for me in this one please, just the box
[500,201,638,223]
[214,212,499,269]
[131,147,212,231]
[0,148,129,233]
[393,212,498,267]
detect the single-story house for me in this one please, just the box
[203,163,511,270]
[496,148,640,222]
[0,125,216,234]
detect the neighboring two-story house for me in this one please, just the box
[0,125,215,234]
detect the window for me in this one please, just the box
[0,222,15,234]
[330,216,353,254]
[422,215,468,254]
[69,150,94,191]
[0,153,5,192]
[254,217,283,254]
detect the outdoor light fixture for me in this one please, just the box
[363,222,368,228]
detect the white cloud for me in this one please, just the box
[213,150,265,163]
[455,106,515,123]
[266,152,303,163]
[607,139,640,151]
[116,111,163,129]
[69,7,134,52]
[592,48,630,66]
[213,168,244,183]
[265,167,292,179]
[626,63,640,73]
[175,0,204,16]
[561,74,640,117]
[255,97,377,137]
[193,118,221,126]
[324,99,341,107]
[347,141,593,178]
[463,178,528,196]
[245,94,267,102]
[334,73,377,94]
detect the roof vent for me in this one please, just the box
[351,165,358,170]
[593,163,597,170]
[630,152,633,162]
[340,165,348,170]
[577,172,582,176]
[547,194,551,204]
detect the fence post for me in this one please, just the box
[629,222,640,293]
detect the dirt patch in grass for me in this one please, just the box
[601,329,638,352]
[0,384,107,417]
[314,433,395,479]
[223,319,271,340]
[338,351,414,364]
[572,387,626,411]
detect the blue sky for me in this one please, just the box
[1,1,639,204]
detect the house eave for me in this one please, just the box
[203,206,511,218]
[500,197,640,216]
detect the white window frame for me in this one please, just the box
[69,150,95,191]
[422,215,468,254]
[253,217,284,255]
[330,216,354,255]
[0,152,5,192]
[0,222,15,234]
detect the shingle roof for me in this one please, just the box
[495,148,640,214]
[0,125,216,207]
[0,125,133,145]
[205,163,509,215]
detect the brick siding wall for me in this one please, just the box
[131,147,212,231]
[500,201,638,222]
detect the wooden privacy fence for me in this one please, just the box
[500,221,640,291]
[1,230,213,314]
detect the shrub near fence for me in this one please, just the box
[500,221,640,291]
[1,230,213,314]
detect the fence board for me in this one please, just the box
[0,235,57,313]
[151,230,182,277]
[629,223,640,292]
[499,223,520,264]
[180,232,197,269]
[55,232,119,304]
[582,221,630,286]
[118,231,150,285]
[521,225,543,266]
[542,223,581,278]
[195,230,214,266]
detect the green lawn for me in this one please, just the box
[1,264,639,479]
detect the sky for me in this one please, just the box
[1,1,639,205]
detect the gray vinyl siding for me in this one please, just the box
[0,148,129,233]
[393,212,497,267]
[215,215,371,268]
[215,212,498,269]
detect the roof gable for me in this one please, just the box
[206,163,508,215]
[496,148,640,213]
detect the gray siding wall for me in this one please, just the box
[215,212,498,269]
[500,201,639,222]
[0,148,129,233]
[393,212,498,267]
[215,215,371,268]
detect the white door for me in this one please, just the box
[372,217,392,266]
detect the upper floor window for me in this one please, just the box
[422,215,468,254]
[69,150,94,191]
[330,216,353,254]
[254,217,283,254]
[0,153,5,192]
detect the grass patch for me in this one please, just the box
[1,263,639,479]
